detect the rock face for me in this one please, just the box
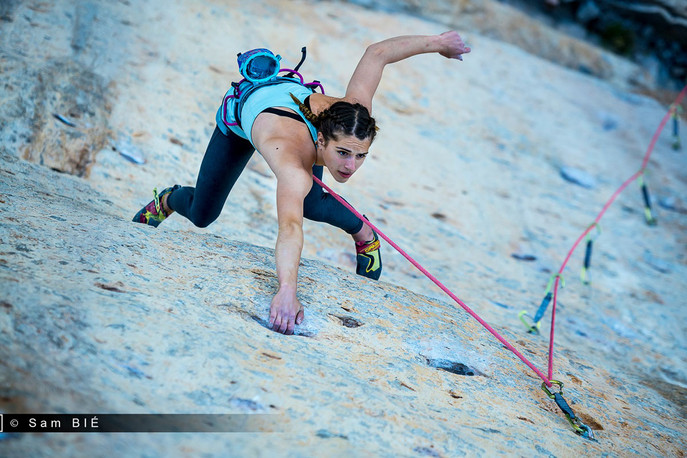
[19,59,110,177]
[600,0,687,41]
[344,0,651,89]
[1,2,118,176]
[344,0,687,89]
[1,0,687,456]
[546,0,687,84]
[522,0,687,84]
[1,134,686,457]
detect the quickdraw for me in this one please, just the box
[541,381,595,440]
[671,103,682,151]
[580,223,601,285]
[305,80,686,442]
[637,173,657,226]
[519,274,565,334]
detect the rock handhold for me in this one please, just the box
[560,166,597,189]
[511,253,537,262]
[22,59,110,177]
[644,251,672,274]
[658,195,687,214]
[425,358,482,377]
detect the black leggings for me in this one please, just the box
[167,126,364,234]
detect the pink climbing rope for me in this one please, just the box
[312,84,686,387]
[312,175,553,386]
[546,84,687,380]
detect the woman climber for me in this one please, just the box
[133,31,471,334]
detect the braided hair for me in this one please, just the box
[290,93,378,144]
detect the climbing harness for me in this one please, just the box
[220,46,325,129]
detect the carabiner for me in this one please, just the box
[541,380,564,398]
[671,103,682,151]
[638,173,657,226]
[541,381,596,440]
[520,274,565,334]
[580,224,601,285]
[518,310,540,334]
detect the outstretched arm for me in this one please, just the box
[345,31,471,110]
[268,164,312,334]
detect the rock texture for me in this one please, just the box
[343,0,651,90]
[516,0,687,85]
[1,0,686,456]
[600,0,687,41]
[344,0,687,89]
[1,1,123,176]
[1,136,686,456]
[19,59,110,177]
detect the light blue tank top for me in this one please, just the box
[215,81,318,147]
